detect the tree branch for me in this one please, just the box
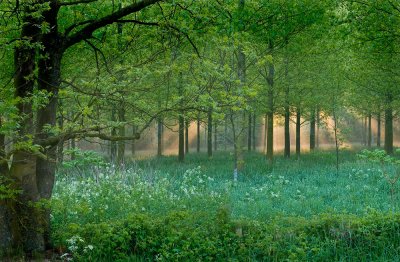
[64,0,162,49]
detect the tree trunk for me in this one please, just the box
[367,113,372,148]
[35,13,63,250]
[284,105,290,158]
[57,106,64,165]
[157,118,163,157]
[310,108,316,151]
[214,121,218,152]
[179,115,185,162]
[117,107,126,166]
[377,112,381,147]
[110,108,117,163]
[207,109,213,158]
[252,113,256,151]
[296,108,301,160]
[363,117,368,146]
[385,96,394,155]
[185,120,189,154]
[266,64,274,164]
[131,125,137,157]
[263,114,267,154]
[316,108,320,149]
[248,113,252,152]
[5,5,47,253]
[197,115,201,153]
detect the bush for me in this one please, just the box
[54,211,400,261]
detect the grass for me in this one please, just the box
[51,149,400,261]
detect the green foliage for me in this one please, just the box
[61,148,108,176]
[51,151,400,261]
[55,210,400,261]
[0,176,21,201]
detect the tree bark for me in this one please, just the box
[110,108,117,163]
[157,118,163,157]
[377,112,381,147]
[185,120,189,154]
[207,109,213,158]
[214,121,218,152]
[252,113,256,151]
[284,105,290,158]
[197,116,201,153]
[296,108,301,160]
[367,113,372,148]
[310,108,316,151]
[131,125,137,157]
[316,108,320,149]
[384,95,394,155]
[248,113,252,152]
[117,107,126,166]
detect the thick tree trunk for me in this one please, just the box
[377,112,381,148]
[207,109,213,158]
[385,97,393,155]
[296,108,301,160]
[57,107,64,165]
[310,108,316,151]
[36,41,62,252]
[4,5,47,253]
[0,117,11,253]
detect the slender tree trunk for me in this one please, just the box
[367,113,372,148]
[252,114,256,151]
[363,116,367,146]
[214,122,218,152]
[197,115,201,153]
[377,112,381,147]
[131,125,137,157]
[296,108,301,160]
[117,107,125,166]
[266,42,274,165]
[110,108,117,163]
[316,108,320,149]
[185,120,189,154]
[207,109,213,158]
[284,105,290,158]
[224,117,228,151]
[157,118,163,157]
[385,95,394,155]
[248,113,252,152]
[178,71,185,162]
[264,114,268,154]
[310,108,316,151]
[333,107,340,175]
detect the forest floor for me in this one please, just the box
[51,149,400,261]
